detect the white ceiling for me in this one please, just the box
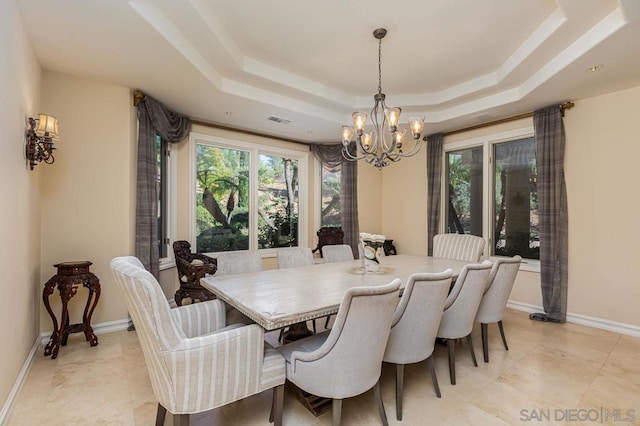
[17,0,640,142]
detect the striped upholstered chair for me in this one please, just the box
[432,233,486,262]
[110,256,286,426]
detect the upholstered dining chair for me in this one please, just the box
[383,270,453,420]
[436,261,492,385]
[276,247,317,336]
[277,280,401,426]
[110,256,286,426]
[432,233,486,262]
[276,246,314,269]
[319,244,355,329]
[214,251,264,324]
[321,244,355,263]
[215,250,263,276]
[475,255,522,362]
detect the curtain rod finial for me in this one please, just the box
[559,101,574,117]
[133,90,146,106]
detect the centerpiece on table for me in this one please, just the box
[359,232,386,272]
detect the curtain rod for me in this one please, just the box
[133,90,308,147]
[441,101,575,137]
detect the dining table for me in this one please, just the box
[200,254,470,333]
[200,253,471,416]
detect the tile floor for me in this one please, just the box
[7,309,640,425]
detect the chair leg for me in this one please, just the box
[447,339,456,385]
[395,364,404,420]
[498,320,509,350]
[269,384,284,425]
[481,323,489,363]
[466,334,478,367]
[332,399,342,426]
[155,404,167,426]
[173,414,190,426]
[373,380,389,426]
[426,355,441,398]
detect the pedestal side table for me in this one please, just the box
[43,261,101,359]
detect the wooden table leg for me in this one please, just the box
[282,322,314,343]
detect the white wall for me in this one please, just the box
[0,0,42,412]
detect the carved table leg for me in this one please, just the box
[82,275,100,346]
[43,276,60,358]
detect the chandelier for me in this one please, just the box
[341,28,425,169]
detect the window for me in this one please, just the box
[443,128,539,265]
[258,154,300,249]
[446,146,483,236]
[156,135,176,267]
[320,165,341,226]
[492,137,538,259]
[191,133,308,254]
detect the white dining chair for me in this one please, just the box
[321,244,355,263]
[432,233,485,262]
[277,280,401,426]
[436,261,492,385]
[110,256,286,426]
[214,251,264,324]
[383,270,452,420]
[475,255,521,362]
[215,250,263,276]
[276,246,314,269]
[276,246,316,337]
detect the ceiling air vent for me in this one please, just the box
[267,116,292,124]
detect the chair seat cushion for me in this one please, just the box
[278,331,330,365]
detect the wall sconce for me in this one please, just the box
[26,114,60,170]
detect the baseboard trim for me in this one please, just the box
[0,336,41,425]
[507,300,640,338]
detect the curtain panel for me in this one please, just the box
[310,144,360,258]
[136,93,191,278]
[530,105,568,323]
[426,133,444,256]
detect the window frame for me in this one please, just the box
[158,138,177,270]
[316,161,342,228]
[441,126,540,272]
[189,132,309,257]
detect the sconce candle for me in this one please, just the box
[25,114,60,170]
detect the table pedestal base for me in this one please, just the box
[286,381,332,417]
[282,322,314,343]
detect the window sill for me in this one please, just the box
[489,256,539,273]
[159,259,175,271]
[518,260,540,273]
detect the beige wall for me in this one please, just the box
[39,71,136,331]
[0,0,42,411]
[562,86,640,325]
[381,87,640,327]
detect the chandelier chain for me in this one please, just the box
[378,37,382,95]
